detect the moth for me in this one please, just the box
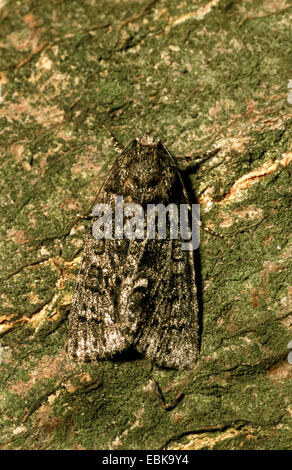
[67,135,200,369]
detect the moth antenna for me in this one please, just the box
[102,124,124,153]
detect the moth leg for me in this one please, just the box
[102,124,124,153]
[199,220,224,239]
[149,377,184,411]
[176,147,221,172]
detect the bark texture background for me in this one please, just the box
[0,0,291,450]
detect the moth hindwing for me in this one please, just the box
[67,135,199,369]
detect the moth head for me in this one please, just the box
[138,134,157,146]
[105,136,180,206]
[122,137,178,205]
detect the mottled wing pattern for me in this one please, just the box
[134,239,199,369]
[67,235,149,361]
